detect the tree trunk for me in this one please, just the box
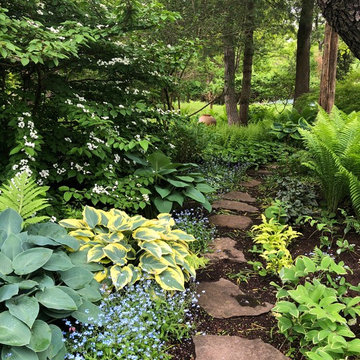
[224,34,240,125]
[317,0,360,60]
[239,0,255,125]
[319,23,339,113]
[294,0,315,108]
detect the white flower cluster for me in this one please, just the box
[114,154,121,163]
[39,169,49,178]
[97,57,131,66]
[91,181,119,196]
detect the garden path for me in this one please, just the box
[193,175,289,360]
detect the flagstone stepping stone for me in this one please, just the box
[212,200,258,213]
[205,237,246,263]
[257,169,272,175]
[193,335,289,360]
[239,179,261,188]
[221,191,256,203]
[197,278,273,318]
[209,214,252,230]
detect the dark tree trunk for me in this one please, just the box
[317,0,360,60]
[294,0,315,108]
[239,0,255,125]
[319,23,339,113]
[224,34,240,125]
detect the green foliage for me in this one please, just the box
[272,250,360,360]
[264,200,289,224]
[300,107,360,216]
[0,173,49,226]
[60,206,200,292]
[250,215,301,275]
[0,208,102,359]
[130,151,214,213]
[271,117,310,142]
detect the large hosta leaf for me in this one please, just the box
[87,245,106,262]
[110,265,132,290]
[28,320,52,352]
[60,267,93,290]
[43,251,73,272]
[139,253,168,275]
[155,266,185,291]
[184,186,206,203]
[6,295,39,328]
[72,300,102,324]
[12,248,53,275]
[0,311,31,346]
[83,206,101,228]
[0,209,23,236]
[0,284,19,302]
[139,241,162,259]
[153,197,173,213]
[133,227,161,242]
[35,287,77,310]
[103,243,127,265]
[0,253,12,275]
[1,346,38,360]
[1,233,23,260]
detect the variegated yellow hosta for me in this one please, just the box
[59,206,198,291]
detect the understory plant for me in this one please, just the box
[250,215,301,274]
[127,151,214,214]
[65,281,198,360]
[0,208,102,360]
[173,208,216,253]
[60,206,199,291]
[272,250,360,360]
[300,107,360,216]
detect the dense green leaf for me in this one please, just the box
[0,311,31,346]
[13,248,53,275]
[35,287,77,310]
[6,296,39,328]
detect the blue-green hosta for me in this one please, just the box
[59,206,199,292]
[0,209,102,360]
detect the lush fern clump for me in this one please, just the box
[300,107,360,216]
[0,172,49,225]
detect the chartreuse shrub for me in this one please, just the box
[0,208,102,360]
[272,250,360,359]
[250,215,301,275]
[59,206,199,292]
[300,107,360,216]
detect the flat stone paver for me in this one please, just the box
[221,191,256,203]
[212,200,258,213]
[193,335,289,360]
[209,214,252,230]
[197,278,273,318]
[239,179,261,188]
[206,237,246,263]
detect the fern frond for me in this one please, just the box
[0,173,49,225]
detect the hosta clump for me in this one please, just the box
[65,281,198,360]
[0,209,102,360]
[59,206,199,291]
[172,208,216,254]
[272,250,360,359]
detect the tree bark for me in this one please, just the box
[317,0,360,60]
[319,23,339,113]
[239,0,255,125]
[294,0,315,108]
[224,34,240,125]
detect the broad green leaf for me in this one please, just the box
[0,209,23,235]
[13,248,53,275]
[155,186,172,199]
[1,233,23,260]
[43,251,74,271]
[28,320,51,352]
[107,215,130,231]
[25,235,58,246]
[35,287,77,310]
[184,187,206,203]
[0,253,12,275]
[133,227,160,242]
[58,286,83,308]
[53,235,80,251]
[153,197,173,213]
[176,175,195,182]
[72,300,102,324]
[147,151,171,171]
[128,264,142,285]
[195,183,214,193]
[168,229,195,242]
[347,339,360,354]
[0,311,31,346]
[139,253,168,274]
[166,192,184,206]
[83,206,101,228]
[140,241,162,259]
[6,296,39,328]
[58,219,88,229]
[0,284,19,302]
[1,346,38,360]
[76,285,102,302]
[60,267,93,289]
[103,243,127,265]
[155,266,185,291]
[110,265,132,289]
[87,245,106,262]
[47,325,65,359]
[167,179,189,188]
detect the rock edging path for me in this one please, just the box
[192,175,288,359]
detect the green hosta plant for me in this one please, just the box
[272,250,360,360]
[0,172,49,225]
[250,215,301,274]
[59,206,199,291]
[127,151,214,213]
[0,208,102,360]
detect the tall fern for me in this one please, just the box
[300,107,360,216]
[0,172,49,225]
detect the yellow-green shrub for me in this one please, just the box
[59,206,198,291]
